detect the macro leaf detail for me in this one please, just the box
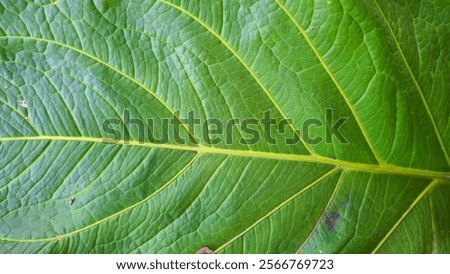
[0,0,449,253]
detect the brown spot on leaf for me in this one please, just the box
[196,247,213,254]
[325,211,340,232]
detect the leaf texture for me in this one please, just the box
[0,0,449,253]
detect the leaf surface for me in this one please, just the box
[0,0,449,253]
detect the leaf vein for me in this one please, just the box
[158,0,314,155]
[214,168,339,253]
[371,179,437,253]
[273,0,382,164]
[0,35,198,144]
[0,136,448,179]
[373,0,450,167]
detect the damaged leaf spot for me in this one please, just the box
[18,100,28,108]
[196,247,213,254]
[325,211,341,232]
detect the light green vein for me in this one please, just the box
[371,179,438,253]
[296,171,345,253]
[0,141,51,192]
[274,0,383,164]
[0,35,198,145]
[158,0,315,156]
[373,0,450,167]
[0,98,38,134]
[25,0,58,7]
[0,136,448,180]
[429,193,437,253]
[0,153,199,243]
[214,168,340,253]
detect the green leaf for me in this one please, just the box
[0,0,449,253]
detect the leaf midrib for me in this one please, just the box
[1,135,448,179]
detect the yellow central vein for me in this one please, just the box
[0,136,448,180]
[372,0,450,167]
[214,168,340,253]
[158,0,315,156]
[274,0,383,164]
[371,180,438,253]
[0,35,198,145]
